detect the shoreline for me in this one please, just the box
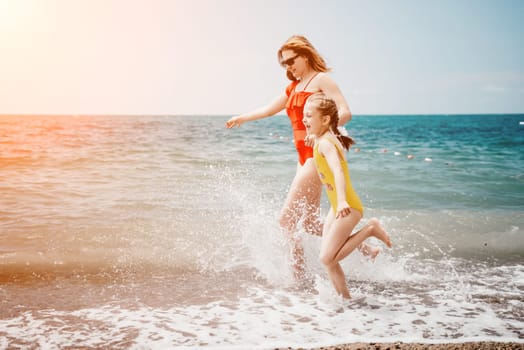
[277,341,524,350]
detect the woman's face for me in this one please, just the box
[280,49,308,79]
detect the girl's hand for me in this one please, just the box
[336,202,351,219]
[304,134,317,147]
[226,116,244,128]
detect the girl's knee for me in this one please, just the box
[364,217,380,235]
[319,252,334,267]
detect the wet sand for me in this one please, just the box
[277,341,523,350]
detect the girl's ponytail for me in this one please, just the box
[308,93,355,150]
[333,124,355,150]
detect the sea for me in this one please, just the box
[0,114,523,349]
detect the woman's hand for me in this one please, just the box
[226,116,244,128]
[336,201,351,219]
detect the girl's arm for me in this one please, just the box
[319,139,352,218]
[226,94,288,128]
[317,73,352,125]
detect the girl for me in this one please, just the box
[226,35,379,279]
[302,93,392,299]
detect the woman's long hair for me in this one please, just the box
[307,93,355,150]
[277,35,331,81]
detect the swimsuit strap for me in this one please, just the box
[323,134,345,159]
[302,73,319,91]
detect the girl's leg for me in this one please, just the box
[333,217,392,263]
[279,159,322,278]
[319,210,362,298]
[286,160,380,258]
[279,160,378,258]
[320,213,392,298]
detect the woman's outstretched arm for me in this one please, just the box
[226,94,288,128]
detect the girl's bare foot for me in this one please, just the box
[368,218,393,248]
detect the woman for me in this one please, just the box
[226,35,378,279]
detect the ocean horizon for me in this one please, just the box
[2,112,524,117]
[0,113,522,348]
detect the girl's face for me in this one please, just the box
[303,101,328,137]
[280,49,308,79]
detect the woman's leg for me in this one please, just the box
[279,159,322,278]
[358,242,382,259]
[279,159,322,234]
[299,160,323,237]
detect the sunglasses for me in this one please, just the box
[280,54,300,67]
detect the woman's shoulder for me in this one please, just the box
[315,71,337,86]
[309,72,338,93]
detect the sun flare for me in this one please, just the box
[0,0,36,30]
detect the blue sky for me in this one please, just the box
[0,0,523,115]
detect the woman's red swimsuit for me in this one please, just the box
[284,74,318,165]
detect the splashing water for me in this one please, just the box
[0,115,522,348]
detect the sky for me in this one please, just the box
[1,0,523,115]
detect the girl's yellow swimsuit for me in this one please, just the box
[313,135,364,216]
